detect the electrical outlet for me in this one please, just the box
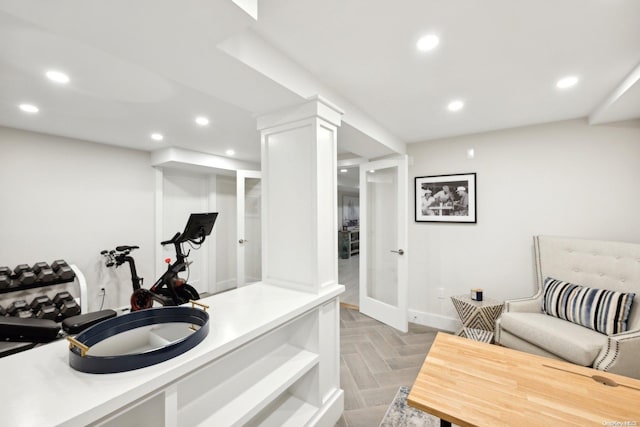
[437,287,445,299]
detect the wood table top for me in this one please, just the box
[407,332,640,427]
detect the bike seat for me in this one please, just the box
[115,245,139,252]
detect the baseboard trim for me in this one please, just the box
[408,309,459,333]
[309,388,344,427]
[340,302,359,311]
[214,279,237,294]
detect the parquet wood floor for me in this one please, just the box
[336,306,440,427]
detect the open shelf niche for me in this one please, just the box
[178,310,319,427]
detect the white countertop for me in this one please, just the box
[0,282,344,427]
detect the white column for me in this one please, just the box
[257,96,343,294]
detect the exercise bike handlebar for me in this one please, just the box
[161,232,181,246]
[101,246,143,290]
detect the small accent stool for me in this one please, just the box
[460,327,494,344]
[451,294,504,343]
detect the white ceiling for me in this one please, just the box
[1,0,639,163]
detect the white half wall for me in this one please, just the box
[407,118,640,325]
[0,126,155,311]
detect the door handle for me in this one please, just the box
[239,239,248,244]
[390,249,404,255]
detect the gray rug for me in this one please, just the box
[379,386,457,427]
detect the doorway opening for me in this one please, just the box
[338,168,360,308]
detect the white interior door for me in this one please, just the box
[359,156,408,332]
[236,170,262,287]
[162,172,209,295]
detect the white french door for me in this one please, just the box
[359,156,408,332]
[236,170,262,287]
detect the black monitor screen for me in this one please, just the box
[178,213,218,243]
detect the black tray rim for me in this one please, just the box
[68,306,209,374]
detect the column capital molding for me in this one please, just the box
[257,95,344,131]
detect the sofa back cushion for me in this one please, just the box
[534,236,640,332]
[542,277,635,335]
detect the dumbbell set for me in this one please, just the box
[0,260,75,290]
[0,291,81,322]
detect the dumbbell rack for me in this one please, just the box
[0,264,88,320]
[1,263,89,358]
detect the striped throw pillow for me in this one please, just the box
[542,277,635,336]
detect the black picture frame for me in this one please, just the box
[415,173,476,223]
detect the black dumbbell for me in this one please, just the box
[51,260,67,270]
[0,266,11,276]
[32,262,56,283]
[36,304,60,321]
[16,310,34,319]
[14,264,36,286]
[7,300,29,316]
[53,291,74,306]
[38,268,56,283]
[57,266,74,280]
[19,271,36,286]
[59,300,81,319]
[30,295,53,312]
[32,262,50,275]
[14,264,30,276]
[52,260,74,281]
[0,274,10,289]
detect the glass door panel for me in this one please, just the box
[366,166,398,306]
[359,157,408,332]
[237,171,262,287]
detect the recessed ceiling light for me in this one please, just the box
[19,104,39,113]
[340,169,348,173]
[369,170,375,173]
[150,133,164,141]
[556,75,579,89]
[195,116,209,126]
[225,149,235,156]
[416,34,440,52]
[45,70,70,84]
[447,100,464,112]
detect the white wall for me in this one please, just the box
[161,171,211,296]
[0,126,155,311]
[407,118,640,329]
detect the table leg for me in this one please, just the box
[440,419,452,427]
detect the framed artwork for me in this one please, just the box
[342,195,359,229]
[415,173,476,223]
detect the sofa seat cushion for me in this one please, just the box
[499,312,608,366]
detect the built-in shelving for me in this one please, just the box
[179,344,318,427]
[249,392,319,427]
[0,283,343,427]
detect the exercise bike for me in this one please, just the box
[101,213,218,311]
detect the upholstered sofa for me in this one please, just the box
[495,235,640,379]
